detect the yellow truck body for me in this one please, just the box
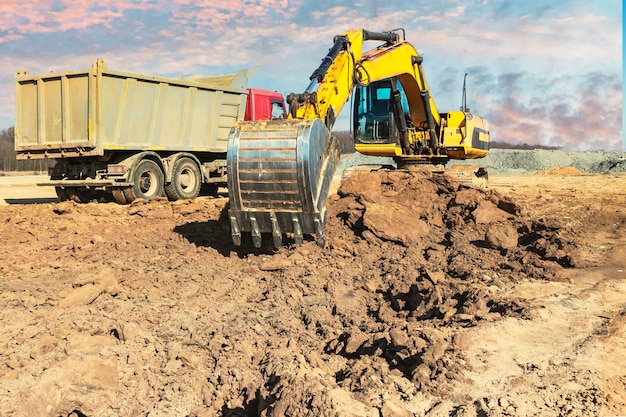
[15,59,247,160]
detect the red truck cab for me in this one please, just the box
[244,88,287,121]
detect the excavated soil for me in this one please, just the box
[0,168,625,417]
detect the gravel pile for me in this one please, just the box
[338,149,626,175]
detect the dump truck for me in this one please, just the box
[14,59,286,204]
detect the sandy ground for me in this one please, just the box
[0,168,625,417]
[0,174,57,205]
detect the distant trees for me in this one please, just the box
[490,141,561,150]
[0,127,51,172]
[333,131,355,154]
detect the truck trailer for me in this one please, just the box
[14,59,285,204]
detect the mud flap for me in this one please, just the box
[227,118,340,248]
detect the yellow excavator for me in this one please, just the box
[227,28,490,248]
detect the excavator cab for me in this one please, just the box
[354,80,392,144]
[353,78,410,157]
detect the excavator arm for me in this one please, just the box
[227,28,489,248]
[286,29,399,127]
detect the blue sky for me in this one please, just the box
[0,0,622,150]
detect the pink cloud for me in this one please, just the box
[488,83,622,151]
[158,29,176,38]
[0,33,22,43]
[0,1,125,34]
[546,92,622,150]
[0,1,301,38]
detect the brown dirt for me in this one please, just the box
[0,170,625,417]
[536,166,588,176]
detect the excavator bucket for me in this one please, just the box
[227,118,340,248]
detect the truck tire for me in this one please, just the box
[66,188,98,203]
[123,159,165,202]
[201,183,219,197]
[165,157,201,201]
[55,187,69,201]
[112,189,129,204]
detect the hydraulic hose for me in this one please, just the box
[414,55,439,151]
[308,35,348,85]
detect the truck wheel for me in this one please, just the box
[112,189,129,204]
[123,159,165,202]
[55,187,69,201]
[201,183,220,197]
[67,188,96,203]
[99,191,116,203]
[165,157,201,201]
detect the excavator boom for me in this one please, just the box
[227,28,490,248]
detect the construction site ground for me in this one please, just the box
[0,151,625,416]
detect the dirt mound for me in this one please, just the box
[332,169,579,273]
[1,169,621,417]
[536,166,588,175]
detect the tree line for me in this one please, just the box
[0,127,52,172]
[490,140,560,150]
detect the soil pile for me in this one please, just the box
[0,169,622,417]
[536,167,588,176]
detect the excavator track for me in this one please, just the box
[395,156,489,188]
[227,118,340,248]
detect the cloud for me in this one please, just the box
[480,70,622,150]
[0,33,22,43]
[0,1,300,39]
[0,1,621,151]
[0,2,124,34]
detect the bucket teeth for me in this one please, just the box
[250,216,261,248]
[270,213,283,248]
[230,214,241,247]
[292,216,303,245]
[314,216,325,248]
[227,118,340,248]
